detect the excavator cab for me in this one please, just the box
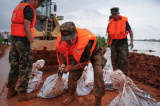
[34,0,63,40]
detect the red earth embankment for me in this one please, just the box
[129,52,160,89]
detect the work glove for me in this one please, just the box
[30,43,37,55]
[62,67,68,74]
[59,64,68,74]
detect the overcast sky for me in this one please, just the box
[0,0,160,39]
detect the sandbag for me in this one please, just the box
[76,63,94,96]
[109,70,158,106]
[37,72,64,98]
[27,59,45,93]
[62,72,69,90]
[103,48,115,90]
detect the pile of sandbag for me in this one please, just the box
[27,59,45,93]
[33,48,160,106]
[37,63,94,98]
[76,47,115,96]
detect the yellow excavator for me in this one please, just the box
[22,0,64,70]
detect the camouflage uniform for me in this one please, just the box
[111,43,129,75]
[68,48,106,97]
[7,40,33,93]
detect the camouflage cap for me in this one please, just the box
[60,22,77,41]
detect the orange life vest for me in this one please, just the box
[56,28,97,70]
[107,15,129,40]
[11,3,36,38]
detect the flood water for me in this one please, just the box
[128,41,160,57]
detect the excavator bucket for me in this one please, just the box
[34,40,59,71]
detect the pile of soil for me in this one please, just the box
[129,52,160,89]
[0,44,10,58]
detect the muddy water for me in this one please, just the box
[129,41,160,57]
[0,50,10,94]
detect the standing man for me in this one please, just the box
[7,0,44,101]
[56,22,106,105]
[106,7,133,76]
[2,32,9,45]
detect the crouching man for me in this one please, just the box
[56,22,106,105]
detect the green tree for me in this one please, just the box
[96,36,106,47]
[0,33,3,44]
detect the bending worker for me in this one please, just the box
[106,7,134,76]
[56,22,106,105]
[7,0,44,101]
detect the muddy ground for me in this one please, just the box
[0,44,160,106]
[0,44,10,58]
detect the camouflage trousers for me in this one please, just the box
[7,40,33,93]
[111,44,129,75]
[68,48,106,97]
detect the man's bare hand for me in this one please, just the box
[105,42,109,48]
[30,43,37,55]
[130,41,134,49]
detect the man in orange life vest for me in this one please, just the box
[56,22,106,105]
[7,0,44,101]
[106,7,134,76]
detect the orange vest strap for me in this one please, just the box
[65,53,69,70]
[56,50,63,72]
[78,62,84,71]
[57,49,70,71]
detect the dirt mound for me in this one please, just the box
[0,44,10,58]
[129,52,160,89]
